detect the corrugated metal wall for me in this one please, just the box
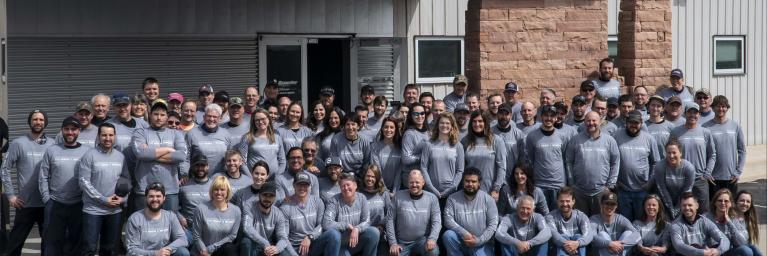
[671,0,766,145]
[357,38,400,102]
[8,0,394,37]
[6,37,258,139]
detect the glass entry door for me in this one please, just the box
[259,37,307,108]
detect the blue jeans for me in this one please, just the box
[239,236,291,256]
[131,193,179,211]
[82,212,122,256]
[540,187,561,214]
[617,189,647,222]
[554,234,586,256]
[442,230,494,256]
[4,206,44,256]
[307,230,341,256]
[172,247,190,256]
[396,237,439,256]
[43,200,83,256]
[501,241,548,256]
[724,245,764,256]
[328,227,379,256]
[593,231,638,256]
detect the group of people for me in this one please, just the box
[0,57,762,256]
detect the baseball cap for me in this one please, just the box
[685,102,700,112]
[504,82,519,92]
[571,95,587,105]
[191,154,208,165]
[627,110,643,123]
[214,91,230,102]
[75,101,92,113]
[112,93,131,106]
[580,80,596,90]
[607,97,619,107]
[320,87,335,96]
[167,92,184,103]
[326,157,343,167]
[695,88,712,97]
[229,97,244,107]
[454,103,470,113]
[498,105,513,114]
[541,105,557,115]
[199,84,214,93]
[648,95,665,105]
[553,101,568,112]
[453,75,468,86]
[667,96,683,106]
[150,99,169,112]
[294,172,312,185]
[670,69,684,78]
[260,182,278,195]
[61,116,82,129]
[601,191,618,205]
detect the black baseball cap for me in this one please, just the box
[61,116,82,129]
[504,82,519,92]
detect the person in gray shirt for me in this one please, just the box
[442,167,499,255]
[525,105,570,211]
[386,170,441,256]
[186,104,232,174]
[453,103,472,140]
[462,111,507,197]
[39,116,91,256]
[131,100,189,211]
[498,166,549,216]
[565,112,620,216]
[211,150,252,192]
[220,97,250,148]
[322,173,379,255]
[1,110,55,256]
[592,58,621,102]
[191,176,241,255]
[704,189,760,256]
[107,93,150,152]
[502,82,524,123]
[703,95,746,196]
[496,195,551,256]
[275,148,320,202]
[239,109,286,179]
[579,96,619,137]
[55,101,99,148]
[614,111,660,221]
[79,123,129,256]
[664,96,687,127]
[370,117,403,191]
[546,187,593,256]
[671,102,716,212]
[178,154,212,244]
[330,115,371,175]
[565,95,589,129]
[695,89,715,125]
[516,102,541,137]
[279,174,340,256]
[275,102,314,153]
[443,74,469,112]
[366,96,388,134]
[632,194,670,256]
[125,182,190,256]
[231,160,270,212]
[588,192,640,256]
[240,182,291,256]
[493,105,525,183]
[420,113,465,198]
[653,139,696,219]
[657,69,695,107]
[319,158,343,203]
[401,103,430,172]
[670,192,730,256]
[645,95,675,159]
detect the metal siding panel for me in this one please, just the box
[212,0,232,33]
[408,0,420,36]
[357,38,397,102]
[325,0,341,33]
[340,0,355,33]
[355,0,369,35]
[36,0,59,33]
[457,0,466,35]
[419,0,432,35]
[294,0,312,33]
[608,0,618,35]
[433,0,445,35]
[280,0,297,33]
[230,0,248,33]
[6,37,258,139]
[195,0,214,33]
[311,0,326,32]
[444,0,458,36]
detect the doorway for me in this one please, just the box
[308,38,351,112]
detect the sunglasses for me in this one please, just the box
[168,121,181,125]
[412,111,427,117]
[696,96,709,100]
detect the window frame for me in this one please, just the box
[607,35,618,62]
[712,35,746,76]
[414,37,465,84]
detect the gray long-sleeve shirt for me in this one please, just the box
[211,170,252,192]
[671,126,716,179]
[322,192,371,232]
[361,190,390,227]
[702,213,750,247]
[443,92,466,113]
[185,126,231,173]
[632,219,669,248]
[493,125,525,181]
[653,160,695,219]
[191,201,241,253]
[279,195,325,254]
[275,125,313,153]
[242,205,289,253]
[131,127,189,195]
[420,140,464,196]
[275,170,319,201]
[179,178,212,221]
[516,122,541,137]
[546,209,594,247]
[38,143,90,204]
[319,177,341,202]
[370,141,403,191]
[385,190,441,245]
[329,132,371,174]
[231,185,259,211]
[657,87,695,106]
[239,134,286,178]
[55,125,98,148]
[401,128,430,171]
[645,119,675,159]
[107,116,149,152]
[220,121,250,148]
[495,213,551,246]
[614,130,660,192]
[125,209,188,256]
[443,190,499,246]
[703,119,747,180]
[593,79,621,101]
[498,185,549,216]
[671,215,730,256]
[565,132,620,195]
[462,136,507,192]
[525,128,569,189]
[78,146,126,215]
[589,213,639,248]
[1,134,55,208]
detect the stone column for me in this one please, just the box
[617,0,673,92]
[465,0,608,103]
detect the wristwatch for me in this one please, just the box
[307,234,315,241]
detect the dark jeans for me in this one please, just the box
[710,180,738,199]
[308,230,342,256]
[692,179,710,213]
[617,189,647,222]
[723,245,764,256]
[4,206,45,256]
[553,234,586,256]
[239,237,292,256]
[43,200,83,256]
[540,187,561,213]
[501,241,548,256]
[329,227,380,256]
[574,189,606,217]
[209,242,238,256]
[442,230,494,256]
[82,212,122,256]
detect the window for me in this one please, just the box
[713,36,745,75]
[415,37,464,83]
[607,35,618,62]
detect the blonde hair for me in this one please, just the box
[209,175,233,201]
[429,113,459,146]
[246,109,276,144]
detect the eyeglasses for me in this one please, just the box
[168,121,181,125]
[303,149,317,153]
[412,111,427,117]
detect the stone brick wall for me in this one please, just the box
[466,0,609,106]
[617,0,672,94]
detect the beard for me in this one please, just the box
[259,200,273,209]
[147,201,162,212]
[600,72,612,81]
[464,188,478,196]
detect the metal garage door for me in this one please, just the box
[6,37,258,139]
[357,38,399,103]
